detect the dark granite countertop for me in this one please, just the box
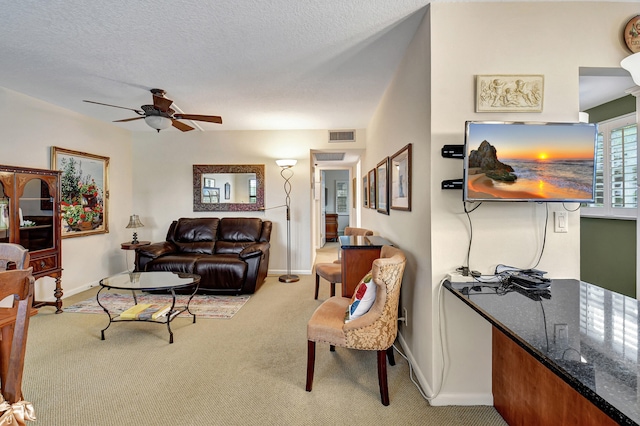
[339,235,394,248]
[445,279,639,425]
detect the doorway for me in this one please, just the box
[311,149,363,251]
[323,169,350,244]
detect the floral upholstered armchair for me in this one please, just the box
[306,245,407,405]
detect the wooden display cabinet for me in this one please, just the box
[325,213,338,242]
[0,165,63,313]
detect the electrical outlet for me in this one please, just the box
[554,323,568,346]
[402,307,408,327]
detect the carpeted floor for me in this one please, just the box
[65,292,250,319]
[21,246,507,425]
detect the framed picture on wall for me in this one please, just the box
[368,169,376,209]
[352,178,356,209]
[390,143,412,211]
[362,175,369,208]
[376,157,389,215]
[52,146,110,238]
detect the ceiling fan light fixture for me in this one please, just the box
[621,52,640,86]
[144,115,172,131]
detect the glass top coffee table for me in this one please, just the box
[98,271,200,344]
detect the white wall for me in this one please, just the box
[0,84,365,294]
[364,2,639,406]
[0,87,133,301]
[130,129,365,275]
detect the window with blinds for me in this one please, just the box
[582,113,637,219]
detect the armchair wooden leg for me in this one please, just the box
[377,350,390,406]
[314,274,320,300]
[306,340,315,392]
[330,282,335,297]
[387,346,395,366]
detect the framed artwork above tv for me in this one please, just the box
[476,75,544,113]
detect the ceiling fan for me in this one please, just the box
[83,88,222,132]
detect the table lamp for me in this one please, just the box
[126,214,144,244]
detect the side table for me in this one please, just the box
[121,241,150,271]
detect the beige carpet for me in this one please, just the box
[21,247,507,425]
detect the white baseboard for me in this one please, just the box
[396,332,493,406]
[428,392,494,406]
[267,269,312,276]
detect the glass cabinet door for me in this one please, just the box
[0,181,9,243]
[18,178,55,252]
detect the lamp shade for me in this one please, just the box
[276,159,297,168]
[126,214,144,229]
[621,52,640,86]
[144,115,172,130]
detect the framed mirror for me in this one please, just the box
[193,164,265,212]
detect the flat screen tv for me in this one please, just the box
[463,121,597,203]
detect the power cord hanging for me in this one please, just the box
[393,279,448,401]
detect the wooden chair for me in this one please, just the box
[314,227,373,299]
[306,246,406,405]
[0,244,30,271]
[0,268,35,404]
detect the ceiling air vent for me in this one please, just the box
[328,130,355,143]
[314,152,345,162]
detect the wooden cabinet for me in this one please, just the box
[340,235,393,298]
[325,213,338,242]
[0,165,63,313]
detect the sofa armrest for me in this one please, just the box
[136,242,177,259]
[239,242,269,260]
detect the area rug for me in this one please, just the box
[64,293,250,319]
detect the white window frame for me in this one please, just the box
[582,112,637,220]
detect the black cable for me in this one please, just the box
[531,203,548,270]
[462,201,482,271]
[563,202,581,212]
[539,299,550,352]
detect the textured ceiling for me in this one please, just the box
[0,0,634,132]
[0,0,431,131]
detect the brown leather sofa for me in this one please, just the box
[135,217,271,294]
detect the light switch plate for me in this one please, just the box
[554,211,568,233]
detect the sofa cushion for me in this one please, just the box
[218,218,262,242]
[144,254,200,274]
[215,218,263,255]
[171,218,219,254]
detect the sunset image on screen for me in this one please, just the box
[465,122,597,201]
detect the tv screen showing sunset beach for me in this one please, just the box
[463,122,597,202]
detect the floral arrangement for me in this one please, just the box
[61,202,101,228]
[78,179,100,198]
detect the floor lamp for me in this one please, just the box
[276,159,299,283]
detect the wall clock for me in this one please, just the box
[623,15,640,53]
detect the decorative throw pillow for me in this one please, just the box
[345,271,376,323]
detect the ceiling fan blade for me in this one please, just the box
[153,95,173,112]
[113,117,145,123]
[174,114,223,124]
[171,119,195,132]
[83,100,143,114]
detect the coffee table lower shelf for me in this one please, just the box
[97,272,200,344]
